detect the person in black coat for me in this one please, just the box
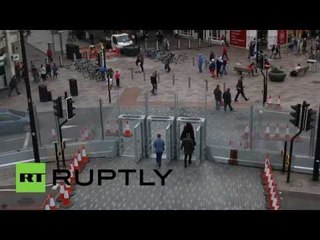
[234,76,249,101]
[8,75,20,97]
[213,84,222,110]
[180,122,195,145]
[181,133,195,167]
[223,88,233,112]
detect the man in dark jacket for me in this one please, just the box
[150,71,157,95]
[8,75,21,97]
[153,134,165,167]
[180,122,195,144]
[213,85,222,110]
[181,133,195,167]
[234,76,249,102]
[223,88,233,112]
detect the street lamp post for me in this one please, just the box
[19,30,40,163]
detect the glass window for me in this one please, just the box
[0,114,19,121]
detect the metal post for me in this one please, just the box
[172,75,175,85]
[282,141,287,173]
[313,105,320,181]
[54,142,60,170]
[107,75,111,103]
[198,38,201,48]
[177,38,180,50]
[143,71,146,81]
[59,55,63,67]
[223,82,226,92]
[144,92,148,116]
[19,30,40,163]
[99,99,104,140]
[174,92,177,118]
[33,104,42,147]
[130,68,133,80]
[204,79,208,91]
[117,91,120,116]
[192,57,195,66]
[188,77,191,88]
[59,31,63,57]
[287,101,307,183]
[249,105,253,149]
[188,37,191,49]
[59,119,68,167]
[157,73,160,83]
[309,122,316,157]
[156,40,159,50]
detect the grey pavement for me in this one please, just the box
[70,157,266,210]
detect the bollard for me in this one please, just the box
[177,38,181,50]
[208,38,211,47]
[143,71,146,81]
[129,68,134,80]
[59,55,63,67]
[198,38,201,48]
[192,57,195,66]
[223,82,226,92]
[172,75,175,86]
[73,53,77,62]
[204,79,208,91]
[188,77,191,88]
[156,40,159,50]
[188,37,191,49]
[157,74,160,83]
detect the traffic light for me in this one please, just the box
[305,108,317,131]
[66,97,75,120]
[53,97,63,118]
[289,104,301,127]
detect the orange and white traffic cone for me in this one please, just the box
[123,121,133,137]
[105,121,112,136]
[65,182,74,197]
[69,168,76,186]
[243,125,249,138]
[285,125,290,140]
[277,95,281,106]
[45,202,51,210]
[77,150,84,169]
[73,157,80,172]
[264,124,270,139]
[267,95,272,105]
[57,184,65,202]
[60,190,73,208]
[50,129,57,141]
[49,195,57,210]
[273,124,281,140]
[81,145,89,164]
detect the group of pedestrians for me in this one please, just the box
[213,75,249,112]
[153,122,196,168]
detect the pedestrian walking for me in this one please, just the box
[8,75,20,97]
[209,59,216,78]
[115,70,121,87]
[198,54,204,73]
[216,56,223,77]
[46,62,52,78]
[223,88,233,112]
[234,76,249,102]
[248,39,256,59]
[31,64,40,82]
[52,63,59,79]
[270,44,276,59]
[180,122,195,145]
[213,85,222,110]
[209,51,215,61]
[40,64,47,82]
[221,56,228,75]
[150,71,157,95]
[153,134,165,167]
[274,44,281,59]
[181,133,195,168]
[164,56,171,73]
[222,43,229,60]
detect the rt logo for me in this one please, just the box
[16,163,46,193]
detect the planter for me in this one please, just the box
[269,72,286,82]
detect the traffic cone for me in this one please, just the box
[273,124,281,140]
[73,157,80,172]
[243,125,249,138]
[45,203,50,210]
[60,189,73,208]
[123,121,133,137]
[285,125,290,140]
[49,195,57,210]
[50,129,57,141]
[267,95,272,105]
[277,95,281,106]
[65,182,74,197]
[77,150,84,169]
[105,121,112,136]
[81,145,89,164]
[264,124,270,139]
[68,167,76,186]
[57,184,65,202]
